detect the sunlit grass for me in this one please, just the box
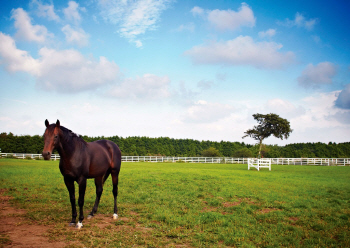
[0,159,349,247]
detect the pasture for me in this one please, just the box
[0,159,349,247]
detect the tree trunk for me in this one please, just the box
[258,139,263,158]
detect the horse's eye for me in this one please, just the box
[55,135,58,139]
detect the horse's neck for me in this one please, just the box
[57,138,79,159]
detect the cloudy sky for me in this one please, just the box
[0,0,349,145]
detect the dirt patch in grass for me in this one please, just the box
[0,193,154,248]
[0,190,191,247]
[201,197,260,214]
[256,208,282,214]
[201,206,218,212]
[222,198,258,208]
[91,214,153,234]
[201,197,260,213]
[0,193,69,247]
[289,217,299,222]
[222,201,240,207]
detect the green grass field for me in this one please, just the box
[0,158,349,247]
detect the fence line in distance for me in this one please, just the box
[1,153,349,166]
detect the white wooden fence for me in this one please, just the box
[248,158,272,171]
[1,153,349,166]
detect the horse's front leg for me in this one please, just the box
[64,177,77,226]
[76,177,87,229]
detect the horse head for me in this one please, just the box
[42,119,60,160]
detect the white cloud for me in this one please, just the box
[98,0,173,47]
[61,2,89,46]
[134,40,143,48]
[208,3,255,31]
[278,12,318,31]
[335,84,350,109]
[298,62,337,88]
[62,24,89,47]
[31,0,60,22]
[184,36,295,69]
[330,110,350,125]
[36,48,119,92]
[63,1,85,24]
[108,74,171,100]
[258,28,276,38]
[265,98,306,119]
[72,102,100,114]
[293,92,339,129]
[191,6,204,16]
[0,32,40,74]
[294,13,317,30]
[0,33,119,93]
[176,23,195,32]
[182,100,234,123]
[286,92,350,144]
[192,3,255,31]
[0,116,41,135]
[174,81,199,104]
[11,8,53,43]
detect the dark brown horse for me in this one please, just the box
[42,120,121,229]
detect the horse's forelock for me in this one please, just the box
[44,124,56,135]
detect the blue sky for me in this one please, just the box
[0,0,349,145]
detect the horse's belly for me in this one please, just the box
[87,149,111,178]
[87,141,111,178]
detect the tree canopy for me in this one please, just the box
[243,113,292,158]
[201,147,221,157]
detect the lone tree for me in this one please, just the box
[243,113,292,158]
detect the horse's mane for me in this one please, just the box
[60,126,87,146]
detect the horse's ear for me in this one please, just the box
[45,119,49,127]
[56,120,60,128]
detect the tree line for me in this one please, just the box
[1,132,349,158]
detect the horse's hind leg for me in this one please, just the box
[88,176,104,219]
[111,168,119,219]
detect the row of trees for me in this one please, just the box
[1,132,349,158]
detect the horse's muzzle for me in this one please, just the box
[42,151,51,160]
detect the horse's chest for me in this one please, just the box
[59,161,87,179]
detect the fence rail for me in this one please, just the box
[1,153,349,166]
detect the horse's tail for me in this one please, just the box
[101,140,121,184]
[109,140,122,174]
[113,143,122,173]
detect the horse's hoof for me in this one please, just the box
[87,215,93,219]
[113,213,118,220]
[69,222,76,227]
[76,222,83,229]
